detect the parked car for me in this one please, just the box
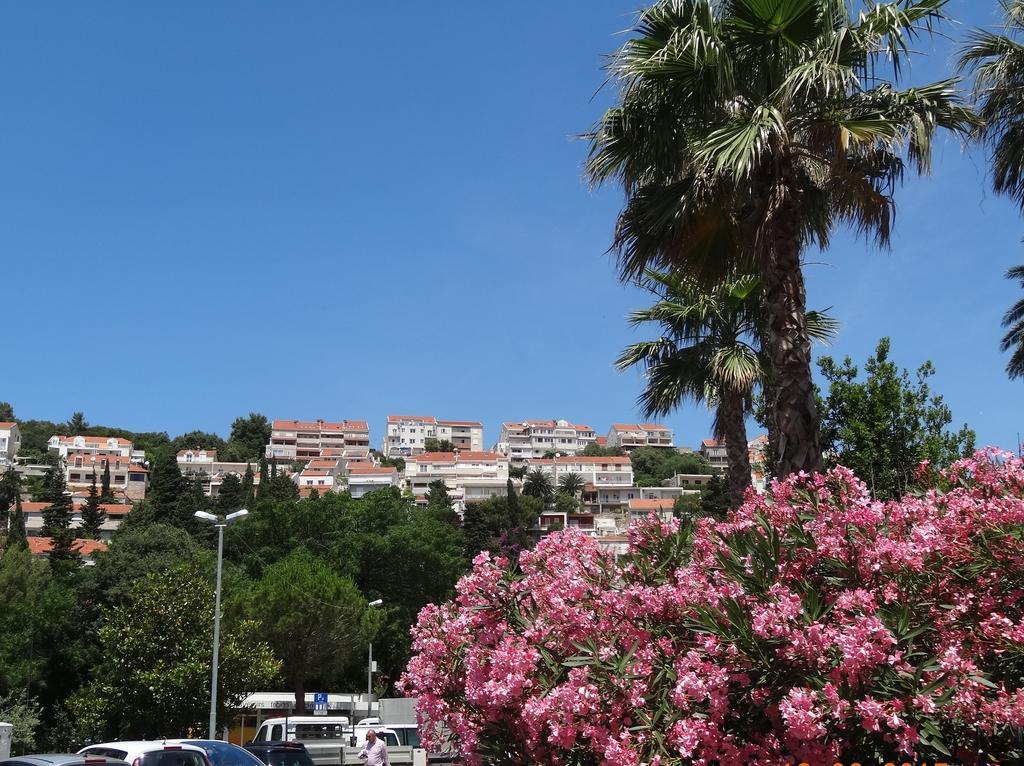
[2,756,127,766]
[78,742,209,766]
[241,742,313,766]
[163,742,263,766]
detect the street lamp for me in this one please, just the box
[367,599,383,722]
[195,508,249,740]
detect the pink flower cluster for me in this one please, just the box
[400,450,1024,765]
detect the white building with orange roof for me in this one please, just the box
[383,415,484,458]
[525,455,634,488]
[405,450,509,512]
[265,418,370,462]
[48,434,145,463]
[347,465,400,498]
[62,451,148,500]
[22,500,131,540]
[0,421,20,468]
[606,423,675,450]
[496,419,597,463]
[699,438,730,472]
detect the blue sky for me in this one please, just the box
[2,1,1021,452]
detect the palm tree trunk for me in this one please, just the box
[717,390,752,508]
[761,159,823,478]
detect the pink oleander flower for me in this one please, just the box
[401,450,1024,765]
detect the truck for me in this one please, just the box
[249,716,421,766]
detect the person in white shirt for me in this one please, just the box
[358,730,390,766]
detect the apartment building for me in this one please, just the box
[383,416,484,458]
[496,419,597,462]
[177,448,254,497]
[296,457,346,497]
[0,422,20,468]
[347,465,400,498]
[265,419,370,462]
[406,451,509,512]
[606,423,675,450]
[48,434,145,463]
[699,438,730,472]
[64,451,149,500]
[22,501,130,541]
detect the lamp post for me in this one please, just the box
[366,599,383,722]
[195,508,249,740]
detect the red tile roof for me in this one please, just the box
[628,498,674,511]
[53,434,132,446]
[348,466,398,475]
[177,449,217,459]
[21,501,132,516]
[702,438,722,448]
[27,536,108,556]
[387,415,437,424]
[412,451,457,463]
[0,422,16,429]
[438,420,482,427]
[595,436,608,446]
[272,419,368,432]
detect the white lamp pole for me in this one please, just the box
[195,508,249,740]
[367,599,383,722]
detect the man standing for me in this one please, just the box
[358,730,390,766]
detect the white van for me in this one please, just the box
[250,717,361,766]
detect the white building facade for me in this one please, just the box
[347,465,400,498]
[0,422,20,468]
[406,451,509,512]
[265,419,370,462]
[606,423,675,450]
[383,416,484,458]
[496,419,597,462]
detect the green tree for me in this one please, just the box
[8,493,27,548]
[523,469,554,501]
[0,692,40,756]
[587,0,976,477]
[425,479,457,524]
[226,413,272,462]
[39,461,75,566]
[80,471,106,540]
[423,438,455,453]
[629,447,715,487]
[241,464,255,508]
[146,449,185,524]
[1000,265,1024,379]
[257,456,269,500]
[99,460,113,502]
[580,444,624,458]
[234,550,377,713]
[817,338,976,500]
[0,467,19,530]
[0,402,14,422]
[673,492,703,518]
[701,474,732,519]
[217,473,245,514]
[556,472,585,498]
[462,490,542,559]
[70,564,279,740]
[65,412,88,433]
[168,431,226,455]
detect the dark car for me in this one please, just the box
[2,756,128,766]
[167,742,264,766]
[241,742,313,766]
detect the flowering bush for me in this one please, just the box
[400,450,1024,765]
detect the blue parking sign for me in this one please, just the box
[313,692,328,716]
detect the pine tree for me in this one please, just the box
[8,493,27,548]
[241,463,255,507]
[217,473,244,513]
[40,460,76,565]
[148,449,185,524]
[0,467,19,530]
[80,469,107,540]
[100,460,113,501]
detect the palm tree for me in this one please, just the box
[557,472,586,498]
[959,1,1024,209]
[1001,265,1024,379]
[619,271,836,507]
[588,0,976,477]
[523,469,554,500]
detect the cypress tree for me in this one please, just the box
[8,493,27,548]
[0,467,18,530]
[241,463,255,507]
[148,449,185,524]
[217,473,244,513]
[100,460,113,501]
[257,457,269,499]
[80,469,107,540]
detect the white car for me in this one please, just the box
[78,742,209,766]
